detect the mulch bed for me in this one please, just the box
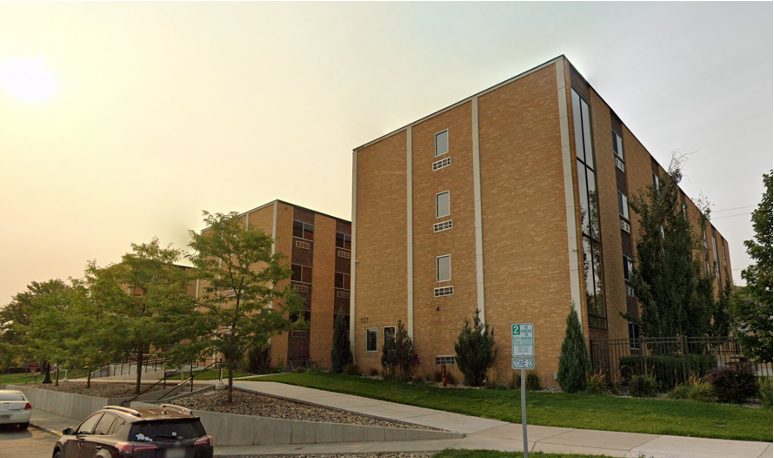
[30,382,165,398]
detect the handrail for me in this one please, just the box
[157,360,221,401]
[122,360,220,406]
[121,366,184,407]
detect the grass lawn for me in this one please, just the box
[190,369,252,380]
[435,451,618,458]
[0,368,91,387]
[252,372,772,442]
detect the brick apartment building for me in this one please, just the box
[349,55,732,385]
[195,200,351,369]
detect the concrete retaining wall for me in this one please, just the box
[131,402,463,447]
[7,385,184,421]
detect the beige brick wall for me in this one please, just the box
[354,130,408,369]
[310,214,337,366]
[270,202,295,367]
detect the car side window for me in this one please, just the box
[76,413,103,435]
[108,419,126,436]
[93,413,117,436]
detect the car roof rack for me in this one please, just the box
[159,404,192,415]
[103,406,143,417]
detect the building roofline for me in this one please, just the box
[353,55,566,152]
[238,199,350,224]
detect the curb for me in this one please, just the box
[29,421,60,437]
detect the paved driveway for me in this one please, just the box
[0,425,56,458]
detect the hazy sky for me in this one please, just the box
[0,2,771,304]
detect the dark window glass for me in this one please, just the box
[302,266,312,284]
[291,264,302,282]
[334,273,350,290]
[384,327,396,343]
[366,329,377,352]
[577,160,590,236]
[108,419,126,436]
[94,413,117,436]
[293,221,304,238]
[77,414,103,435]
[336,233,352,250]
[129,420,205,442]
[304,223,314,241]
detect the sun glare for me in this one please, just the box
[0,56,58,103]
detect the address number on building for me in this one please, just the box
[512,358,535,370]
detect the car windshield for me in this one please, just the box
[0,392,25,401]
[129,420,205,442]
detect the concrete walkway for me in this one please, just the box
[28,380,772,458]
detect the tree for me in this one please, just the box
[380,320,418,380]
[331,310,352,373]
[625,157,712,338]
[88,238,198,394]
[454,310,497,387]
[188,211,303,403]
[711,277,733,338]
[731,171,772,363]
[557,306,592,393]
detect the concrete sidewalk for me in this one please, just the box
[28,381,772,458]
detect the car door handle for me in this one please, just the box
[95,445,102,451]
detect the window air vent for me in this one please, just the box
[626,285,635,297]
[434,286,454,297]
[435,355,456,366]
[337,250,351,259]
[615,157,625,172]
[295,240,311,250]
[620,220,631,233]
[433,220,453,233]
[432,157,452,171]
[336,290,350,299]
[291,330,306,338]
[294,284,309,294]
[224,289,236,297]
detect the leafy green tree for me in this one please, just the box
[625,159,712,338]
[557,306,592,393]
[731,171,772,363]
[711,277,733,337]
[188,211,303,403]
[454,310,496,387]
[331,310,352,373]
[380,320,419,380]
[89,238,198,394]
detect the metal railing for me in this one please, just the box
[121,359,221,407]
[590,336,772,389]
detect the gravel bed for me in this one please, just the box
[30,382,165,398]
[172,389,440,431]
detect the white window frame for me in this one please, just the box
[366,328,378,352]
[618,191,629,220]
[435,129,449,157]
[623,255,633,281]
[384,326,396,344]
[613,131,624,161]
[436,190,451,219]
[436,254,452,282]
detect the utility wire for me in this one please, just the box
[712,205,756,213]
[713,212,752,220]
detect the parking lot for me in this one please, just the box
[0,426,56,458]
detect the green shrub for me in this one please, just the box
[586,371,608,395]
[446,371,457,385]
[381,320,419,381]
[667,384,691,400]
[526,372,541,391]
[619,354,717,390]
[707,365,758,404]
[629,374,657,397]
[344,363,361,376]
[510,373,520,390]
[368,367,379,377]
[454,310,497,387]
[557,307,592,393]
[759,377,773,409]
[245,343,271,374]
[687,380,716,403]
[331,310,353,373]
[433,370,443,383]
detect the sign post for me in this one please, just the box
[512,323,535,458]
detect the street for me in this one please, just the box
[0,426,56,458]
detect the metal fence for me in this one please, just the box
[589,336,772,389]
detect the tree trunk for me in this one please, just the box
[135,349,144,395]
[55,367,59,386]
[87,368,91,389]
[227,366,233,404]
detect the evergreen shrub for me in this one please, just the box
[331,310,353,373]
[454,310,497,387]
[557,307,592,393]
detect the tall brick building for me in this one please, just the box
[349,55,732,385]
[195,200,351,369]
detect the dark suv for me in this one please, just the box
[52,404,214,458]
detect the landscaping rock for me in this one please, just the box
[31,382,164,398]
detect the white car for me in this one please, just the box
[0,390,32,430]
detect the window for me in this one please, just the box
[93,413,117,436]
[712,235,720,279]
[623,255,633,281]
[366,328,377,352]
[77,413,103,435]
[652,173,660,190]
[435,355,456,366]
[293,221,314,241]
[436,255,451,282]
[722,243,727,266]
[107,419,126,436]
[432,157,451,171]
[620,220,631,233]
[628,322,640,350]
[433,220,453,233]
[336,232,352,250]
[384,326,396,344]
[435,130,449,157]
[291,264,313,284]
[618,192,629,220]
[625,285,635,297]
[335,272,351,290]
[706,261,711,275]
[612,131,624,160]
[436,191,450,218]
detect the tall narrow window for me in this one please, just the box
[612,131,624,160]
[618,192,629,220]
[291,264,313,284]
[652,173,660,191]
[623,255,633,281]
[436,191,450,218]
[366,328,377,352]
[573,89,606,329]
[712,235,720,279]
[436,255,451,282]
[335,272,351,290]
[336,232,352,250]
[435,130,449,157]
[384,326,396,344]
